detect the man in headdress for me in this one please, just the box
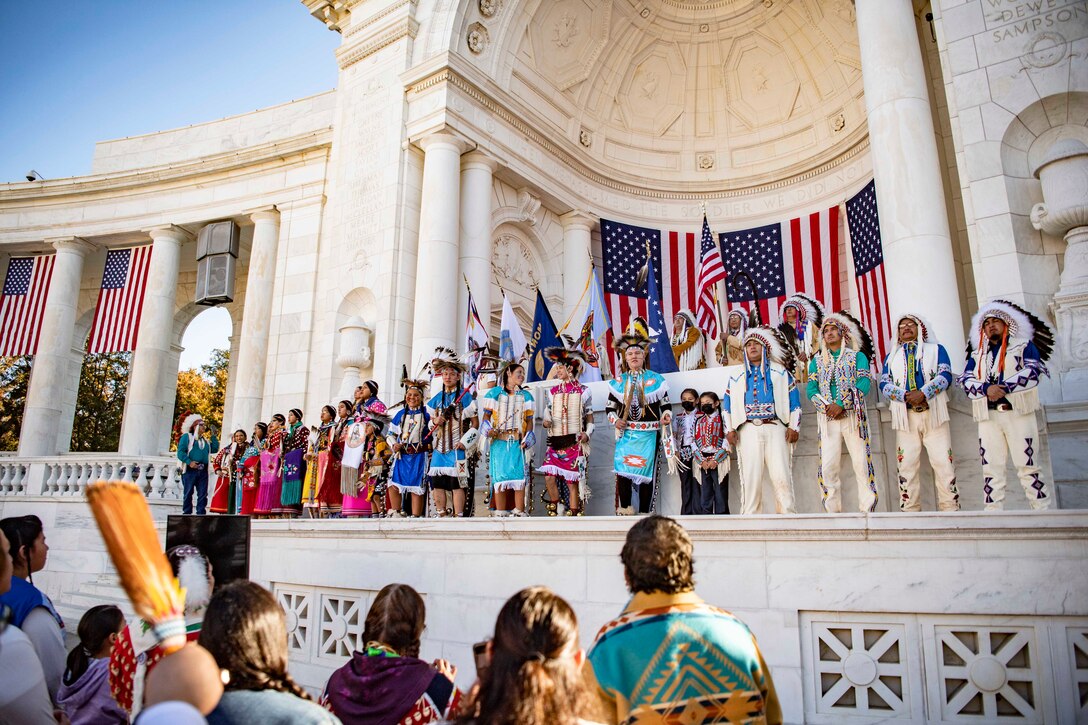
[176,414,220,516]
[960,300,1054,510]
[671,310,706,371]
[426,348,478,517]
[779,294,824,383]
[880,314,959,512]
[722,326,801,513]
[807,311,878,513]
[605,318,674,516]
[715,309,748,366]
[539,337,594,515]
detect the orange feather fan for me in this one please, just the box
[85,480,188,650]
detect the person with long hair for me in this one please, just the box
[255,414,286,517]
[0,529,58,724]
[538,340,594,516]
[316,401,352,517]
[479,362,534,517]
[303,406,336,517]
[387,381,430,518]
[200,580,338,724]
[211,429,249,515]
[456,586,601,725]
[0,514,65,701]
[324,583,460,724]
[238,422,268,516]
[280,408,309,517]
[56,605,127,724]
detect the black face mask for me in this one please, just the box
[681,401,696,411]
[700,404,717,414]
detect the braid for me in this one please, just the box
[266,671,313,702]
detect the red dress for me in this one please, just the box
[209,447,234,514]
[239,443,262,515]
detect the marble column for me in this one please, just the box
[18,238,95,457]
[119,225,190,456]
[856,0,966,358]
[458,151,497,351]
[412,133,469,365]
[561,211,595,329]
[230,207,280,431]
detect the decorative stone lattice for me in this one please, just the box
[931,626,1040,721]
[811,622,910,717]
[318,592,365,659]
[1069,628,1088,721]
[275,587,312,656]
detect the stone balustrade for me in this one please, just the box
[0,454,183,499]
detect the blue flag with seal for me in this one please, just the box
[526,290,561,382]
[645,254,679,374]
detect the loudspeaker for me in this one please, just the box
[195,220,240,305]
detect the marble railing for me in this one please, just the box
[0,454,183,499]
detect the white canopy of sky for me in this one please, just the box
[0,1,339,372]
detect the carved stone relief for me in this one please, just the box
[516,188,541,225]
[723,32,802,129]
[618,42,686,137]
[467,22,489,54]
[478,0,501,19]
[491,233,540,292]
[697,153,716,170]
[528,0,613,91]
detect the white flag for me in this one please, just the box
[499,294,528,362]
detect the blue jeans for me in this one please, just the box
[181,464,208,515]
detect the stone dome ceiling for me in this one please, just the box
[465,0,867,192]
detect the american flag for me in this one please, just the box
[87,246,152,353]
[0,256,56,357]
[695,214,726,339]
[719,207,843,326]
[846,180,891,365]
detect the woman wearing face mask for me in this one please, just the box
[255,415,287,518]
[693,392,730,515]
[480,362,535,517]
[0,515,66,702]
[674,389,700,516]
[57,605,127,724]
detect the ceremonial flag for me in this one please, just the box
[577,269,610,382]
[695,214,726,338]
[846,180,891,365]
[645,253,679,374]
[526,290,561,382]
[87,246,152,354]
[464,279,489,352]
[499,293,527,362]
[0,255,56,357]
[718,206,842,325]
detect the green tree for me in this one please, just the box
[170,348,229,450]
[0,355,33,451]
[70,352,132,452]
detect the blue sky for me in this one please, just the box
[0,1,339,369]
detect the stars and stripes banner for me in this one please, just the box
[87,246,152,354]
[695,214,726,339]
[719,206,843,326]
[0,255,56,357]
[846,180,891,366]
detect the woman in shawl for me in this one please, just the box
[254,415,286,518]
[238,422,267,516]
[210,429,248,515]
[323,584,460,724]
[342,413,391,518]
[279,408,308,517]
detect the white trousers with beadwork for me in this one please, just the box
[897,411,959,512]
[978,410,1051,510]
[817,414,877,513]
[737,423,796,514]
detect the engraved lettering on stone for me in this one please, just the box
[467,22,489,54]
[552,12,579,48]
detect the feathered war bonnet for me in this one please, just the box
[820,310,876,361]
[888,312,937,352]
[725,308,749,336]
[430,346,469,374]
[613,316,651,353]
[741,325,796,371]
[968,299,1055,362]
[778,293,825,328]
[543,334,587,373]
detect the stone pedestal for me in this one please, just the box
[119,225,190,456]
[855,0,966,358]
[336,316,372,401]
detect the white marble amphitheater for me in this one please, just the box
[1,1,1087,722]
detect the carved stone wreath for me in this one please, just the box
[467,22,489,54]
[697,153,716,171]
[491,234,540,291]
[478,0,502,19]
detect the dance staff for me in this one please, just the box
[426,348,478,517]
[539,340,594,516]
[480,362,535,517]
[210,429,247,514]
[387,378,431,518]
[605,318,675,516]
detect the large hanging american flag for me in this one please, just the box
[719,206,843,326]
[0,255,56,357]
[846,180,891,365]
[695,214,726,339]
[87,246,152,353]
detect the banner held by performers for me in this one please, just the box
[499,292,528,362]
[526,290,561,382]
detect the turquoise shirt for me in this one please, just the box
[177,433,220,466]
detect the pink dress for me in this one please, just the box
[254,430,284,515]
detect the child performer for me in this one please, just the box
[674,388,699,515]
[480,362,535,517]
[539,340,594,516]
[426,348,478,517]
[693,392,730,514]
